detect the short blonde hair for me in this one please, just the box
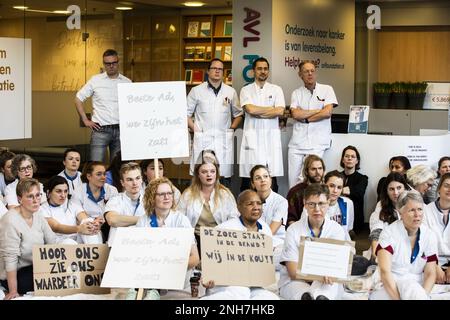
[143,177,176,215]
[17,178,40,197]
[406,165,436,187]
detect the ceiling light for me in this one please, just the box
[53,10,70,14]
[184,2,204,7]
[115,6,133,10]
[13,6,28,10]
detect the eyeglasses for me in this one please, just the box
[305,202,328,209]
[24,193,42,201]
[209,67,223,71]
[156,191,173,198]
[19,165,33,173]
[103,61,118,66]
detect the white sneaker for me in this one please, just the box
[143,289,160,300]
[125,288,137,300]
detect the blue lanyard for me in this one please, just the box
[308,220,324,238]
[132,197,140,216]
[149,213,158,228]
[410,229,421,264]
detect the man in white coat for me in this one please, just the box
[187,58,242,187]
[239,57,286,191]
[288,61,338,188]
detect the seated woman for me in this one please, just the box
[58,148,82,196]
[324,170,354,239]
[424,172,450,284]
[201,190,279,300]
[71,161,118,242]
[140,159,181,204]
[41,176,102,244]
[0,179,57,300]
[425,156,450,204]
[406,164,437,203]
[370,190,438,300]
[279,183,346,300]
[249,165,287,270]
[4,154,47,209]
[178,159,239,254]
[134,177,199,300]
[369,172,409,261]
[105,151,127,192]
[376,156,411,201]
[0,150,16,198]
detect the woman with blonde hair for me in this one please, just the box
[178,156,239,254]
[133,177,199,300]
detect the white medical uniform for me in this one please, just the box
[177,188,239,228]
[239,82,285,177]
[201,217,279,300]
[327,196,354,238]
[187,82,242,178]
[71,183,118,219]
[424,201,450,266]
[287,83,338,187]
[279,215,346,300]
[370,220,438,300]
[369,201,400,233]
[58,170,82,196]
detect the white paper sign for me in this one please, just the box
[300,241,351,279]
[423,82,450,110]
[101,227,193,290]
[118,81,189,160]
[0,37,32,140]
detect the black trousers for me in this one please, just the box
[0,265,34,295]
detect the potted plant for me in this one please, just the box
[407,81,428,110]
[391,81,408,109]
[373,82,391,108]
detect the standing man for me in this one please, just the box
[239,57,286,191]
[286,154,325,227]
[187,58,242,186]
[75,49,131,162]
[288,61,338,188]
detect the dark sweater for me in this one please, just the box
[341,171,368,233]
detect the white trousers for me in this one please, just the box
[370,278,429,300]
[201,286,279,300]
[287,148,324,188]
[279,280,340,300]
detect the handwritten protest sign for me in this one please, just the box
[297,237,354,282]
[32,244,110,296]
[201,227,275,287]
[101,227,193,290]
[118,81,189,160]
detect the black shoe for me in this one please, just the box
[301,292,313,300]
[316,295,329,300]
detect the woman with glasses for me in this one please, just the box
[140,159,181,205]
[40,176,102,245]
[424,173,450,284]
[370,190,437,300]
[71,161,118,243]
[406,165,437,203]
[369,172,410,261]
[250,165,287,270]
[4,154,47,209]
[279,183,346,300]
[178,159,239,254]
[133,177,199,300]
[0,179,57,300]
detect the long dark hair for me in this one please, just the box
[379,172,410,224]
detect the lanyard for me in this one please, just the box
[410,229,421,264]
[308,220,324,238]
[149,213,158,228]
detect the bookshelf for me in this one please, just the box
[182,14,232,90]
[123,14,180,82]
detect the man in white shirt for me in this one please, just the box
[288,60,338,188]
[239,57,286,191]
[187,58,242,186]
[75,49,131,162]
[104,162,145,246]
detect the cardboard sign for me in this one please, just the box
[101,227,193,290]
[32,244,110,296]
[297,237,354,283]
[117,81,189,161]
[200,227,275,287]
